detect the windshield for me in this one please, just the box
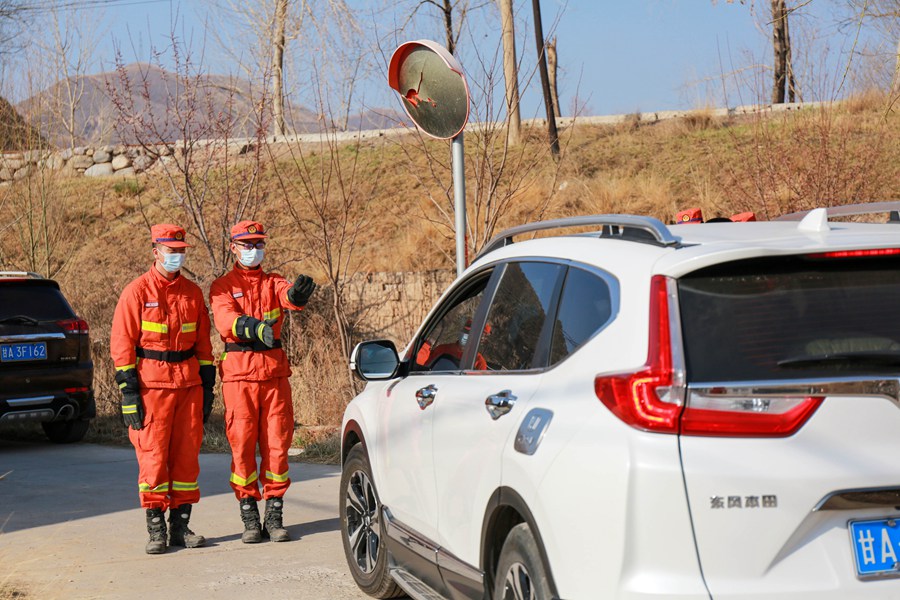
[678,255,900,382]
[0,283,75,321]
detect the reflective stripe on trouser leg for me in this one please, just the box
[167,384,203,506]
[223,380,262,501]
[258,377,294,498]
[129,387,177,510]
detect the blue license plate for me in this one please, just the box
[850,518,900,579]
[0,342,48,362]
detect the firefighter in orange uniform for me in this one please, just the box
[110,224,216,555]
[209,220,316,543]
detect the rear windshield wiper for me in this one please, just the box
[0,315,40,325]
[778,351,900,368]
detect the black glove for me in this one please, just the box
[288,274,317,307]
[235,315,278,348]
[115,368,144,430]
[199,364,216,424]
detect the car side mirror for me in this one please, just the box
[350,340,400,381]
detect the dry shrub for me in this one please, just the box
[712,104,895,218]
[842,88,890,114]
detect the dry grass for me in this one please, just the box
[0,93,898,442]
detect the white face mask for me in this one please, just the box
[239,248,264,268]
[157,250,185,273]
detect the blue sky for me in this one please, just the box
[38,0,890,117]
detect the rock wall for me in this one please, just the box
[0,144,169,183]
[345,269,456,344]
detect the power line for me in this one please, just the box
[15,0,170,13]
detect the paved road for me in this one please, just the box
[0,439,372,600]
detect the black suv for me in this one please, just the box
[0,272,94,443]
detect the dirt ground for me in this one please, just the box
[0,439,373,600]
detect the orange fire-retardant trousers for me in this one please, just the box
[128,386,203,510]
[223,377,293,500]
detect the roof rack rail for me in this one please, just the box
[775,201,900,222]
[476,214,680,260]
[0,271,44,279]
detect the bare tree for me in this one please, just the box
[532,0,559,155]
[497,0,522,144]
[272,0,288,136]
[31,6,107,148]
[106,33,269,278]
[547,36,561,118]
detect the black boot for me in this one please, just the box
[240,497,262,544]
[145,508,167,554]
[168,504,206,548]
[263,497,290,542]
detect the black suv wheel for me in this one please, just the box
[339,444,402,599]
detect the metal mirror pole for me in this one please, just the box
[452,132,467,277]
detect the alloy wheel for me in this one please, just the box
[344,469,380,574]
[501,562,535,600]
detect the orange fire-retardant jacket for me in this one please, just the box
[209,264,304,383]
[110,267,214,389]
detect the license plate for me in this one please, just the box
[0,342,48,362]
[850,518,900,579]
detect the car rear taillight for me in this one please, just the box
[65,387,89,394]
[595,275,823,437]
[807,248,900,259]
[57,318,89,334]
[680,393,824,437]
[594,276,684,433]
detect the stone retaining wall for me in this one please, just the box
[0,144,170,182]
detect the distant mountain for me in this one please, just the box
[15,63,403,147]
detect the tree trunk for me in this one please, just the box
[272,0,288,137]
[442,0,455,55]
[784,3,796,103]
[531,0,559,156]
[771,0,787,104]
[892,36,900,95]
[547,36,561,118]
[498,0,521,145]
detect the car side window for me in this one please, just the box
[549,267,615,366]
[476,262,565,371]
[412,272,491,373]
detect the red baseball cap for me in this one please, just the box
[231,220,267,241]
[150,224,191,248]
[730,211,757,222]
[675,208,704,224]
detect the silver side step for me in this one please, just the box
[390,568,447,600]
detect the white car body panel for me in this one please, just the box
[342,213,900,600]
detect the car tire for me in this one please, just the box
[493,523,554,600]
[339,443,402,599]
[42,419,90,444]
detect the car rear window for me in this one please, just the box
[678,255,900,382]
[0,283,75,321]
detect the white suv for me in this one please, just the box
[340,206,900,600]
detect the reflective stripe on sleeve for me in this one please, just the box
[230,471,258,487]
[172,480,199,491]
[121,404,139,414]
[141,321,168,334]
[265,470,289,483]
[263,308,281,320]
[198,359,214,366]
[181,322,197,333]
[139,482,170,493]
[115,364,136,371]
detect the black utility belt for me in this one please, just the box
[136,347,196,363]
[224,340,282,352]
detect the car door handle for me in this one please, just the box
[485,390,517,420]
[415,384,437,410]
